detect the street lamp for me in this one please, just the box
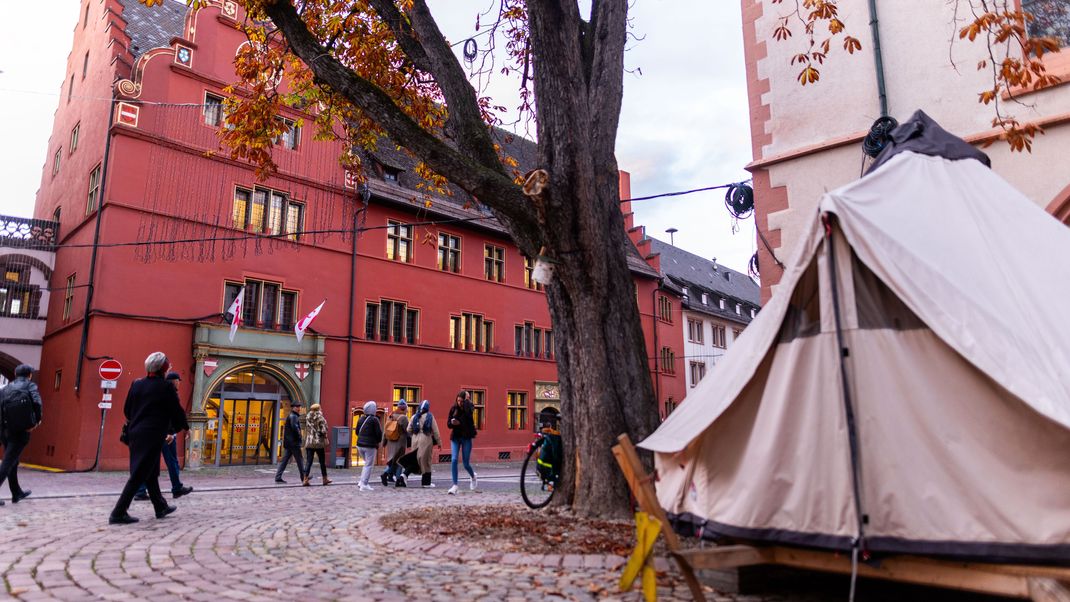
[665,227,678,246]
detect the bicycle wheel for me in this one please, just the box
[520,441,555,509]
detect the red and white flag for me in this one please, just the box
[295,299,325,343]
[227,287,245,343]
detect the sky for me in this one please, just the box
[0,0,755,275]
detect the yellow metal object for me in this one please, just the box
[620,511,662,601]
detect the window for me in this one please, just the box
[712,324,727,348]
[86,164,101,214]
[387,221,413,262]
[223,279,298,331]
[465,389,486,430]
[204,93,224,127]
[719,298,726,310]
[507,391,527,430]
[736,303,742,315]
[658,296,673,322]
[233,187,304,239]
[701,293,709,305]
[68,75,74,103]
[393,386,420,409]
[751,308,757,318]
[63,274,76,320]
[660,347,676,374]
[689,361,706,387]
[275,117,300,150]
[515,321,545,357]
[450,312,494,352]
[52,149,61,176]
[70,123,80,154]
[1023,0,1070,46]
[0,268,37,319]
[383,166,400,182]
[687,318,704,343]
[523,256,544,290]
[484,245,504,282]
[82,51,89,80]
[54,369,62,392]
[665,398,678,416]
[437,233,461,272]
[365,299,418,344]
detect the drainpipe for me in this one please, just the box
[342,185,369,435]
[867,0,889,117]
[651,283,661,413]
[74,97,117,396]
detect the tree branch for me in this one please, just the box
[587,0,627,156]
[261,0,541,239]
[364,0,433,73]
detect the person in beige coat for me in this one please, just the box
[408,400,440,488]
[302,403,332,486]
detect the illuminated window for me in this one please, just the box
[507,391,527,430]
[223,280,297,331]
[465,389,486,430]
[366,299,418,344]
[450,312,493,352]
[387,221,413,262]
[484,244,504,282]
[523,256,543,290]
[233,187,303,239]
[437,233,461,272]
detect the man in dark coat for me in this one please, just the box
[274,400,305,483]
[0,364,43,506]
[109,352,189,525]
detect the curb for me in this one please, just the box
[356,514,670,572]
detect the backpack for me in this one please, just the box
[1,386,40,433]
[384,413,402,442]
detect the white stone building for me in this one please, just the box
[0,215,58,383]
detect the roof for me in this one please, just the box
[118,0,187,59]
[647,237,760,322]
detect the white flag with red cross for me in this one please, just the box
[227,287,245,343]
[295,299,325,343]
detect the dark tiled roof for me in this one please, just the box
[118,0,187,59]
[648,237,761,323]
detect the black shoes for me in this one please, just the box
[275,478,286,484]
[155,505,177,519]
[380,473,391,487]
[172,485,193,498]
[109,513,139,525]
[12,490,31,504]
[395,475,407,488]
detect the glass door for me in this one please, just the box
[215,396,280,466]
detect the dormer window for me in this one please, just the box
[701,293,708,305]
[383,167,400,182]
[735,303,741,315]
[719,298,726,310]
[681,287,689,298]
[750,308,757,318]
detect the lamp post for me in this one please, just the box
[665,227,678,246]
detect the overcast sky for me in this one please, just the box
[0,0,755,274]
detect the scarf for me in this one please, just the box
[411,400,433,435]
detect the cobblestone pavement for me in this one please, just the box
[0,468,1015,601]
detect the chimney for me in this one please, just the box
[711,257,718,271]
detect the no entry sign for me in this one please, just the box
[98,360,123,380]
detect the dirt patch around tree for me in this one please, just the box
[380,503,646,556]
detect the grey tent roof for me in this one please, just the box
[118,0,187,59]
[648,237,760,323]
[867,110,991,174]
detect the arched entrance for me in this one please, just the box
[201,365,302,467]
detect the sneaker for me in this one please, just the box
[358,484,374,492]
[421,483,436,489]
[470,473,478,491]
[447,485,459,495]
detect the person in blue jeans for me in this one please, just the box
[446,390,477,495]
[135,372,192,500]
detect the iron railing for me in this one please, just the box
[0,215,59,251]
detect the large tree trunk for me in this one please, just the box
[527,0,660,516]
[260,0,658,517]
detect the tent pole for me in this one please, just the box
[824,218,868,552]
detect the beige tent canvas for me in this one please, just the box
[639,112,1070,564]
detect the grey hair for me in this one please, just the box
[144,352,169,375]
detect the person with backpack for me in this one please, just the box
[380,400,409,487]
[355,401,382,491]
[408,400,441,488]
[446,390,478,495]
[302,403,332,487]
[0,364,43,506]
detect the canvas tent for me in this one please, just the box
[639,111,1070,564]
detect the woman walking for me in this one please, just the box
[109,352,189,525]
[380,400,409,487]
[446,391,478,495]
[408,400,440,488]
[355,401,382,491]
[302,403,332,487]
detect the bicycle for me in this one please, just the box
[521,411,562,509]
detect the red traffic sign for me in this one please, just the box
[98,360,123,380]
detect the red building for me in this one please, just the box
[29,0,684,470]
